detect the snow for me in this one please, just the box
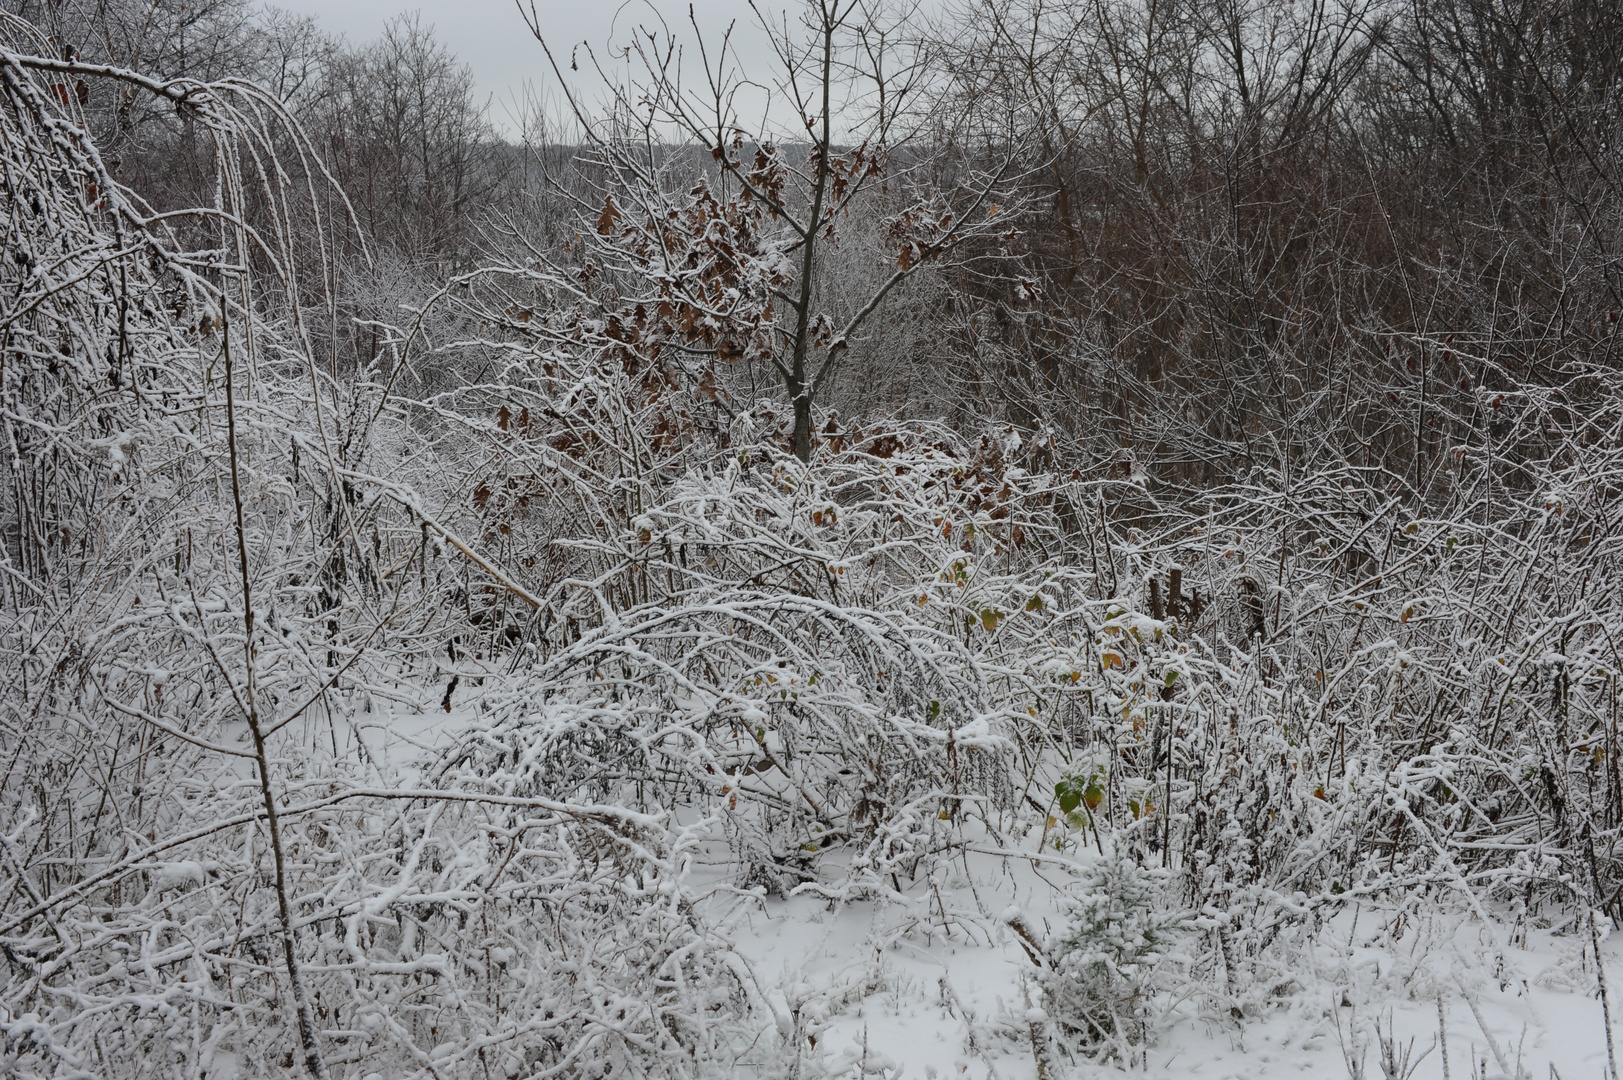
[713,847,1620,1079]
[3,29,1621,1080]
[309,679,1623,1079]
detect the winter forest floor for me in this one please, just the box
[362,684,1620,1080]
[728,869,1621,1080]
[740,870,1623,1071]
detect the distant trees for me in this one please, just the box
[927,0,1622,497]
[314,14,509,270]
[8,0,1614,481]
[5,2,511,270]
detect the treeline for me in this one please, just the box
[942,0,1622,498]
[13,0,1618,495]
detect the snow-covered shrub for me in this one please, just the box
[8,12,1623,1077]
[306,798,759,1079]
[0,42,760,1079]
[1040,843,1187,1057]
[378,235,1102,901]
[431,421,1085,901]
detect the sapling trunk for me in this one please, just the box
[222,298,332,1080]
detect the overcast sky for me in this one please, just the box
[270,0,778,133]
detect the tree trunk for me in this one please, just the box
[793,390,813,462]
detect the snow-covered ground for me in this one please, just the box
[719,849,1618,1080]
[354,677,1621,1080]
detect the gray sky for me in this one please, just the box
[271,0,776,133]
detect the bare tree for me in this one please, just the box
[313,13,510,269]
[526,0,1024,460]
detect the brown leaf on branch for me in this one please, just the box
[597,194,622,236]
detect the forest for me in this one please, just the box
[0,0,1620,1076]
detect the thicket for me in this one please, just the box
[0,0,1619,1076]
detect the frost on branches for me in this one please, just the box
[1,15,1622,1080]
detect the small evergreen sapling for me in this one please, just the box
[1042,843,1187,1057]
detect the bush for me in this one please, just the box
[1041,843,1187,1058]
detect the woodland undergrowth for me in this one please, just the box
[1,25,1621,1078]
